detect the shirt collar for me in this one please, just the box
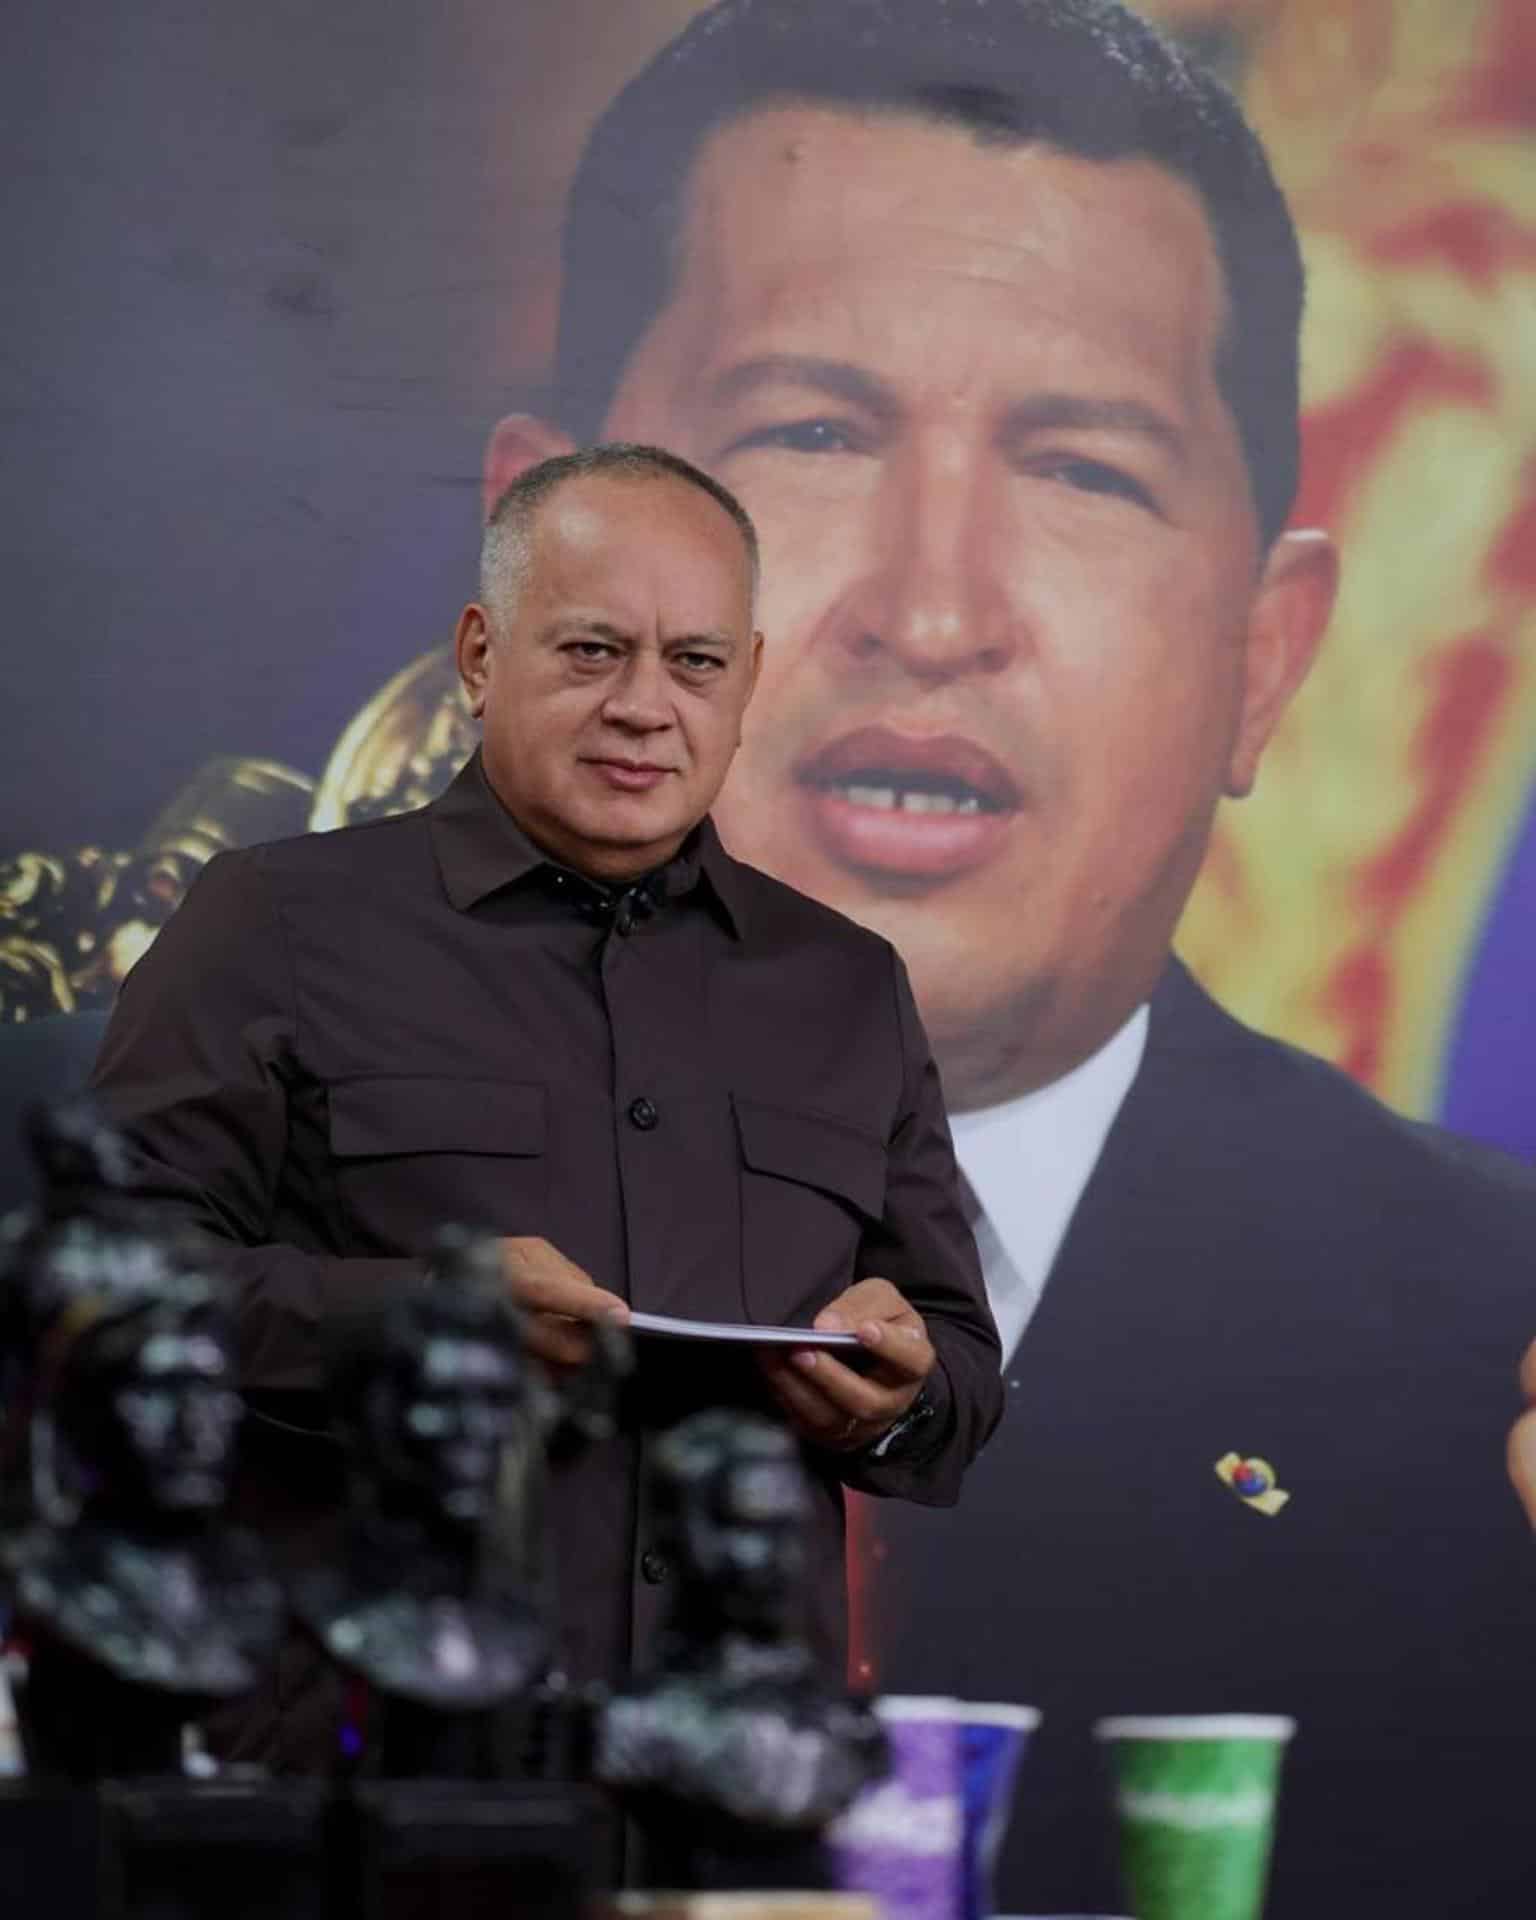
[949,1002,1150,1348]
[428,750,745,939]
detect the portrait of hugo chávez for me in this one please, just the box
[451,4,1531,1916]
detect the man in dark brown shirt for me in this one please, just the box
[91,442,1001,1764]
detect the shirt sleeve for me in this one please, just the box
[89,848,426,1410]
[842,946,1004,1506]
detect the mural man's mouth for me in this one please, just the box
[793,728,1020,879]
[809,771,1003,817]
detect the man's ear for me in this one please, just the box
[482,413,577,524]
[1226,529,1339,798]
[455,603,493,719]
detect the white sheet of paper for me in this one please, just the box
[627,1311,859,1348]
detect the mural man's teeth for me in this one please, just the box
[837,782,986,815]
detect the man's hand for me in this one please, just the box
[1508,1339,1536,1527]
[757,1277,935,1455]
[496,1235,629,1372]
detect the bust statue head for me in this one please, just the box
[336,1234,528,1536]
[653,1409,811,1643]
[4,1100,239,1535]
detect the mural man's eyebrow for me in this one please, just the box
[706,355,898,419]
[1000,393,1187,462]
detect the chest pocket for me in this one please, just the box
[733,1096,887,1326]
[327,1076,547,1251]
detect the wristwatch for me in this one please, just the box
[862,1382,938,1462]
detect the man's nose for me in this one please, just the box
[601,651,675,732]
[838,448,1018,683]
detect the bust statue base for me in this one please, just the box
[0,1775,329,1920]
[337,1777,603,1920]
[0,1775,602,1920]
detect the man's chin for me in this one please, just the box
[561,799,698,864]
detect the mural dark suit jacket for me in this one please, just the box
[869,963,1536,1919]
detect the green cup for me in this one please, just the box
[1095,1714,1295,1920]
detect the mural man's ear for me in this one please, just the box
[1225,528,1339,799]
[481,414,577,524]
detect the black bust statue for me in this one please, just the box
[596,1409,888,1891]
[291,1231,625,1778]
[0,1100,280,1780]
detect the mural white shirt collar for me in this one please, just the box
[950,1003,1150,1368]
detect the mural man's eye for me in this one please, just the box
[734,418,861,456]
[1047,458,1154,508]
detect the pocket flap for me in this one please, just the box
[732,1096,886,1220]
[329,1078,546,1158]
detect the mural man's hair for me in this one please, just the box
[482,441,760,617]
[555,0,1304,549]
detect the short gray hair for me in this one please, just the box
[480,441,760,623]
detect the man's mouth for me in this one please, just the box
[794,727,1020,881]
[586,758,673,794]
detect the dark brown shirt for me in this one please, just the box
[92,752,1000,1755]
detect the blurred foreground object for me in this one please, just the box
[294,1226,629,1780]
[1097,1714,1295,1920]
[598,1410,886,1893]
[0,1098,280,1780]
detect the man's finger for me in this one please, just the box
[758,1352,895,1452]
[760,1345,921,1441]
[844,1317,933,1385]
[521,1314,600,1371]
[814,1275,915,1334]
[758,1349,846,1432]
[497,1236,629,1323]
[513,1272,629,1321]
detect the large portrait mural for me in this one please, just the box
[5,0,1533,1155]
[4,2,1534,1914]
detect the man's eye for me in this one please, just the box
[727,418,863,457]
[565,640,616,663]
[1042,457,1155,508]
[677,652,725,674]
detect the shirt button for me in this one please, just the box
[627,1097,659,1132]
[640,1550,670,1585]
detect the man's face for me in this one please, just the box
[602,109,1321,1097]
[460,472,761,883]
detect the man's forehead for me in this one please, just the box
[521,474,753,608]
[530,473,730,554]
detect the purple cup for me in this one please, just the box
[830,1696,966,1920]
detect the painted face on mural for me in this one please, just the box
[491,109,1334,1101]
[456,471,762,883]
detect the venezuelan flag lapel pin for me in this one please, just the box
[1215,1452,1290,1516]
